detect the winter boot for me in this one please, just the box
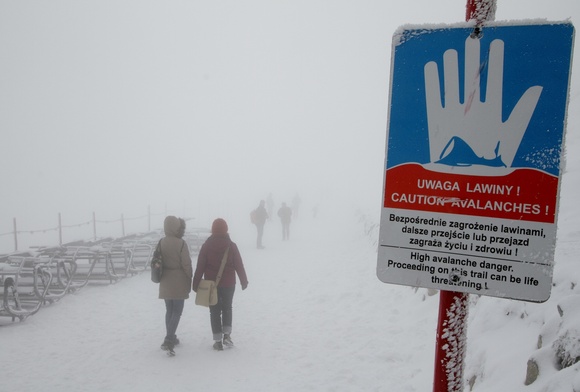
[223,334,234,347]
[161,338,175,351]
[213,340,224,351]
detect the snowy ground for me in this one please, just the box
[2,161,579,392]
[1,164,579,392]
[0,213,440,391]
[1,127,578,391]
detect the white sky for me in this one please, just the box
[0,0,578,251]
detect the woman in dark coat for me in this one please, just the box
[158,216,193,353]
[193,218,248,350]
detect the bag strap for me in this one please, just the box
[215,247,230,286]
[154,239,162,258]
[179,239,185,259]
[178,239,186,271]
[151,239,162,269]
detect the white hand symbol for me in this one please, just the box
[424,37,543,168]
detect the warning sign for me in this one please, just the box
[377,22,575,302]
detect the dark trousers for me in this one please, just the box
[165,299,184,342]
[210,286,235,341]
[282,222,290,240]
[256,223,265,248]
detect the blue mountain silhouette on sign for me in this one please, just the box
[435,136,506,167]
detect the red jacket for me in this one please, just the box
[193,234,248,290]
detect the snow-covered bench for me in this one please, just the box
[62,246,122,285]
[0,256,51,321]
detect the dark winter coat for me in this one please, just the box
[158,216,193,300]
[277,205,292,224]
[253,205,269,226]
[192,234,248,290]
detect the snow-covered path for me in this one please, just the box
[3,173,579,392]
[0,214,439,391]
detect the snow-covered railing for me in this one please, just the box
[0,207,181,254]
[0,229,208,323]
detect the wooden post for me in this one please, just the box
[58,213,62,246]
[93,212,97,241]
[13,217,18,251]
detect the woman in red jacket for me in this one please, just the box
[193,218,249,350]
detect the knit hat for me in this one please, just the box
[211,218,228,235]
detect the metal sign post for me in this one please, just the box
[434,5,494,392]
[434,291,469,392]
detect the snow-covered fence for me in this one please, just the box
[0,207,174,254]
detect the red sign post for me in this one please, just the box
[433,2,496,392]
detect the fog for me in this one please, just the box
[1,0,578,252]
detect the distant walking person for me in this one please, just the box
[277,202,292,240]
[193,218,249,350]
[158,216,193,355]
[251,200,269,249]
[292,193,302,219]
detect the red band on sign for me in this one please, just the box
[384,164,558,223]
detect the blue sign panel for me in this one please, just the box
[387,23,573,175]
[377,22,575,302]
